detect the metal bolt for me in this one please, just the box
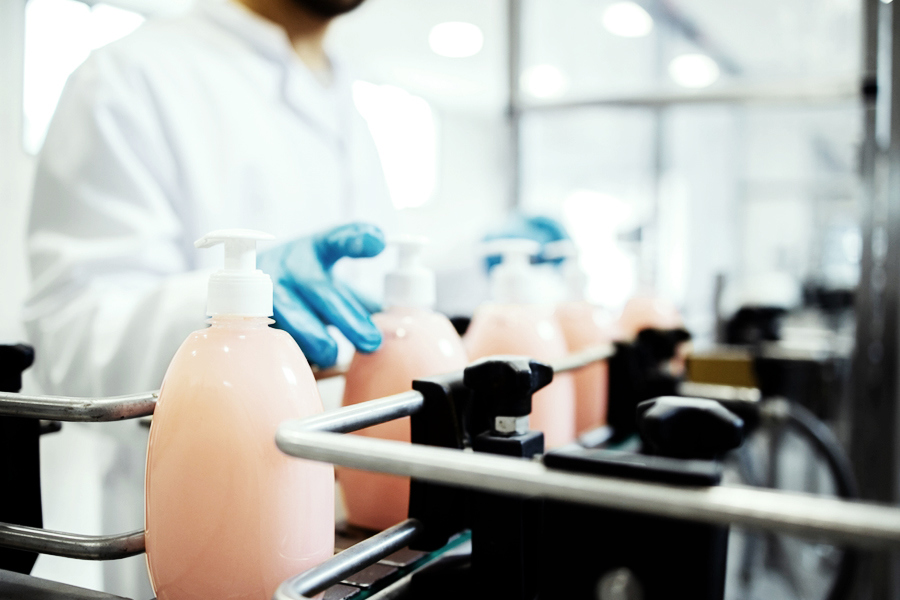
[494,415,529,436]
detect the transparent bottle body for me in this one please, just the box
[464,303,576,448]
[145,316,334,600]
[556,301,612,435]
[340,307,468,531]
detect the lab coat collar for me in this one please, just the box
[199,0,348,140]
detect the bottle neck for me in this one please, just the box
[207,315,274,329]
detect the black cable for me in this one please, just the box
[778,401,858,600]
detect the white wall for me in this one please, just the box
[0,0,35,346]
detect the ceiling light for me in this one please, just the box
[428,22,484,58]
[602,2,653,38]
[668,53,720,88]
[520,65,568,99]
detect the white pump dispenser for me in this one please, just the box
[194,229,275,317]
[486,238,542,304]
[384,235,435,310]
[543,240,588,302]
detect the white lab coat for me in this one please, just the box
[25,0,394,399]
[23,3,393,594]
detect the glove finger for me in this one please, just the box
[272,285,339,368]
[316,222,386,271]
[291,279,382,354]
[336,280,382,315]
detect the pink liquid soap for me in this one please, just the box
[465,303,576,448]
[556,301,613,435]
[340,307,467,531]
[145,231,334,600]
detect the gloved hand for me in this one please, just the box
[257,223,386,368]
[484,213,570,271]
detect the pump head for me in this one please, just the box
[483,238,542,304]
[195,229,275,317]
[543,239,588,302]
[384,235,435,310]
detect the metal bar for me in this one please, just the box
[288,391,424,434]
[0,391,157,421]
[276,428,900,550]
[507,0,523,209]
[273,519,423,600]
[549,344,614,374]
[519,79,860,112]
[0,523,144,560]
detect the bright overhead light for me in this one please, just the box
[428,22,484,58]
[352,82,437,209]
[668,53,720,88]
[602,2,653,38]
[520,65,568,99]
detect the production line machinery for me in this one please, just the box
[0,339,894,600]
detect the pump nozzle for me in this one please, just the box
[195,229,275,317]
[483,238,542,304]
[385,235,435,310]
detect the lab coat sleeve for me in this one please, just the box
[24,47,207,397]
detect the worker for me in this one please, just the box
[24,0,396,398]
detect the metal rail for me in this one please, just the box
[274,519,423,600]
[520,78,860,112]
[549,344,614,374]
[294,391,424,433]
[0,391,157,421]
[275,428,900,550]
[0,523,144,560]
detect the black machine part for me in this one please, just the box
[0,345,41,575]
[637,396,745,460]
[607,328,692,441]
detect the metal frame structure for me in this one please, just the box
[271,348,900,600]
[849,1,900,598]
[5,344,900,600]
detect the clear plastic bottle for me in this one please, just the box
[545,241,614,435]
[464,239,576,448]
[340,236,468,531]
[145,230,334,600]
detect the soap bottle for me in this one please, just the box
[145,230,334,600]
[464,239,576,448]
[617,295,684,340]
[340,236,468,531]
[544,240,614,435]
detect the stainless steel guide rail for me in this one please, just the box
[549,343,614,374]
[0,390,156,559]
[270,345,900,599]
[276,429,900,549]
[0,524,145,561]
[0,391,157,421]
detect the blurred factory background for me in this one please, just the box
[1,0,864,343]
[1,0,895,598]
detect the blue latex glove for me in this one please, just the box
[484,214,570,271]
[257,223,386,368]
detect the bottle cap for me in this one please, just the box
[384,235,435,310]
[485,238,542,304]
[543,240,588,302]
[194,229,275,317]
